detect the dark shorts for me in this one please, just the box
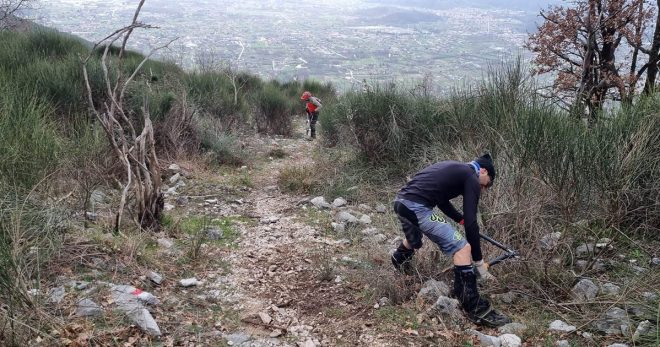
[394,197,467,256]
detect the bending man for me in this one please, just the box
[391,153,510,327]
[300,91,322,140]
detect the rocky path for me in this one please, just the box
[43,133,657,347]
[212,137,382,347]
[219,138,327,346]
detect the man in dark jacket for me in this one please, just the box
[391,153,510,327]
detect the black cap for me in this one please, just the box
[475,153,496,181]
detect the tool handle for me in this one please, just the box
[487,252,517,267]
[480,233,514,253]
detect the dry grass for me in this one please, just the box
[277,164,319,194]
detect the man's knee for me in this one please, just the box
[453,243,472,265]
[456,243,471,255]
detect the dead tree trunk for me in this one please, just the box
[79,0,173,233]
[643,0,660,94]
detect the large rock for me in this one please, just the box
[167,163,181,175]
[571,278,598,302]
[112,287,161,336]
[331,222,345,233]
[500,334,521,347]
[112,285,159,305]
[593,307,632,336]
[332,197,347,208]
[310,196,331,209]
[539,232,562,250]
[466,329,500,347]
[498,322,527,336]
[169,173,181,184]
[375,203,387,213]
[549,320,576,333]
[148,271,163,285]
[180,278,200,287]
[600,283,621,296]
[336,211,358,224]
[575,243,595,258]
[633,320,653,342]
[48,286,65,304]
[427,296,462,321]
[359,214,372,224]
[224,332,252,346]
[76,299,103,317]
[417,279,450,303]
[641,291,657,301]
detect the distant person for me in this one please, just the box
[300,91,322,140]
[391,153,511,328]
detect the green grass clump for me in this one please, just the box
[0,86,61,189]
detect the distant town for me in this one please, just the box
[30,0,541,92]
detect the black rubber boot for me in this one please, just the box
[391,242,414,275]
[453,267,511,328]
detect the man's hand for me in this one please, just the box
[474,260,495,281]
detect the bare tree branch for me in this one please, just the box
[79,0,174,233]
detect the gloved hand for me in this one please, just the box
[474,260,496,281]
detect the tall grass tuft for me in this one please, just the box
[0,185,67,346]
[0,86,61,189]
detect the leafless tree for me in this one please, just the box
[196,41,247,107]
[526,0,657,121]
[79,0,176,233]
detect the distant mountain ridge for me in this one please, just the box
[364,0,561,11]
[352,6,442,26]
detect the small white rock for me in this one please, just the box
[179,278,200,287]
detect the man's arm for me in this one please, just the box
[463,179,482,262]
[437,201,463,223]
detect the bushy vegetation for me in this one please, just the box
[317,61,658,346]
[3,26,657,346]
[0,29,327,345]
[321,60,660,233]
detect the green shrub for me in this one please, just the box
[319,83,443,174]
[195,117,244,165]
[187,71,247,126]
[253,82,295,136]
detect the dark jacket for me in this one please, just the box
[398,160,483,261]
